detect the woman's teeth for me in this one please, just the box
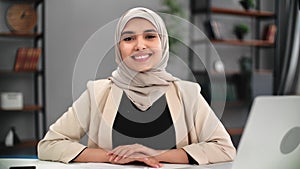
[134,55,148,59]
[132,54,152,60]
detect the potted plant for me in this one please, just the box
[234,24,249,40]
[161,0,185,54]
[239,56,252,100]
[239,0,255,11]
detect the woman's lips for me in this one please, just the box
[131,53,152,62]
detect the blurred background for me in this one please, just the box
[0,0,299,157]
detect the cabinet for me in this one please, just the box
[0,0,46,150]
[189,0,278,146]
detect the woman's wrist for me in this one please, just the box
[73,148,110,163]
[154,148,189,164]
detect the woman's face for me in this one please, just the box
[119,18,162,72]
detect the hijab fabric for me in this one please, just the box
[110,7,178,111]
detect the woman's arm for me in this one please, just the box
[73,148,110,163]
[155,148,189,164]
[38,91,91,163]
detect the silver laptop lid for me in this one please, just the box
[232,96,300,169]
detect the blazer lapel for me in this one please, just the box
[166,82,188,148]
[98,84,123,150]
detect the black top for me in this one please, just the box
[112,94,176,150]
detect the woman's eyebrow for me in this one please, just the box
[144,29,157,33]
[121,31,134,36]
[121,29,157,36]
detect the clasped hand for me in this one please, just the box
[107,144,164,168]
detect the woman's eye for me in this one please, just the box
[146,34,157,39]
[123,37,134,41]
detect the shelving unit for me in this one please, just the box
[210,7,274,17]
[0,105,43,112]
[192,38,274,46]
[0,32,42,38]
[0,0,46,150]
[189,0,278,146]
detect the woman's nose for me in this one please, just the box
[134,36,146,51]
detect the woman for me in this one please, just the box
[38,7,236,168]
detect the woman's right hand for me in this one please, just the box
[108,143,163,159]
[108,153,163,168]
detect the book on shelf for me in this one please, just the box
[263,24,277,43]
[204,20,222,40]
[14,48,41,71]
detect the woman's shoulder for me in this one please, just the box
[173,80,201,92]
[86,79,113,91]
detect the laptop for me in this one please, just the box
[232,96,300,169]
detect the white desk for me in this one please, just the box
[0,158,232,169]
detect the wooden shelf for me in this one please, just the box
[211,7,275,18]
[0,140,38,157]
[0,32,42,38]
[211,39,274,47]
[0,105,42,112]
[192,39,274,47]
[14,140,39,147]
[0,70,43,75]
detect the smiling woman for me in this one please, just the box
[37,7,236,168]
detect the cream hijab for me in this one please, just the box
[110,7,178,111]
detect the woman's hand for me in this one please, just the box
[108,144,164,160]
[107,144,164,167]
[108,155,163,168]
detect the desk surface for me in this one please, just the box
[0,158,232,169]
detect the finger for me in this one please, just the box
[131,144,159,157]
[114,155,121,162]
[144,158,161,168]
[111,159,131,164]
[108,153,118,162]
[109,145,126,154]
[111,145,133,157]
[116,148,134,158]
[111,157,134,165]
[138,157,162,168]
[110,149,131,161]
[112,145,140,158]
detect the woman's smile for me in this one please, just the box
[131,53,153,62]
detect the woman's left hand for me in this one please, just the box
[108,155,163,168]
[107,144,164,161]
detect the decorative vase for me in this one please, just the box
[235,31,245,40]
[239,1,251,11]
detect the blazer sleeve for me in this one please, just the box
[180,82,236,164]
[37,90,91,163]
